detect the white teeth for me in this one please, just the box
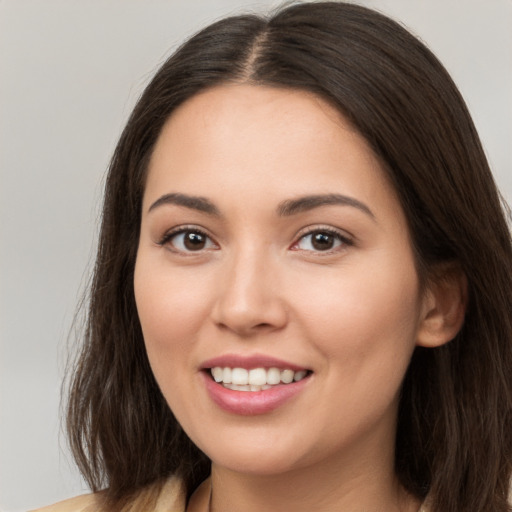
[224,383,250,391]
[212,367,223,382]
[267,367,281,385]
[231,368,249,385]
[294,370,307,382]
[248,368,267,386]
[222,367,232,384]
[210,366,309,389]
[280,369,294,384]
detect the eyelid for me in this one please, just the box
[290,225,354,252]
[157,224,219,253]
[155,223,353,254]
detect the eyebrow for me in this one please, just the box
[277,193,375,219]
[148,193,220,216]
[148,192,375,220]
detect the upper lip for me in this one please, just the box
[200,354,309,372]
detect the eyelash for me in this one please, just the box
[157,225,217,253]
[291,226,353,254]
[157,225,353,254]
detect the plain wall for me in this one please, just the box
[1,1,510,510]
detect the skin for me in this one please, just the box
[134,84,440,511]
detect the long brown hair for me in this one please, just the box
[67,2,512,510]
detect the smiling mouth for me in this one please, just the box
[208,367,312,392]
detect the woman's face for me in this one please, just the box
[134,84,428,476]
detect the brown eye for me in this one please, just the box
[183,231,207,250]
[295,229,349,252]
[311,232,336,250]
[164,229,216,252]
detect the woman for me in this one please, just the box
[34,2,512,511]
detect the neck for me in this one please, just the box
[208,441,421,512]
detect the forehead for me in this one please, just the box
[144,84,401,221]
[152,84,360,158]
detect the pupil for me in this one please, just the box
[184,232,205,250]
[312,232,334,250]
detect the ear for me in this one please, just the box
[416,264,468,348]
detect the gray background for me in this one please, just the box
[1,1,511,510]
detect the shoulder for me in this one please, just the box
[29,476,186,512]
[153,475,186,511]
[29,492,99,512]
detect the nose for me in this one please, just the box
[210,249,288,337]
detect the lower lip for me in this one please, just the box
[202,372,310,415]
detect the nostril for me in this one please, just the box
[209,279,288,335]
[255,322,273,329]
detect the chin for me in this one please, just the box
[211,453,304,476]
[193,431,310,476]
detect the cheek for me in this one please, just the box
[133,257,212,371]
[299,262,421,441]
[297,254,421,381]
[133,258,215,423]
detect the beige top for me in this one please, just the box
[30,476,186,512]
[31,476,430,512]
[185,478,431,512]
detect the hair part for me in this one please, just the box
[67,3,512,511]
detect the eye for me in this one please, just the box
[159,228,217,253]
[293,229,351,252]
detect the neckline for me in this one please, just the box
[185,477,429,512]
